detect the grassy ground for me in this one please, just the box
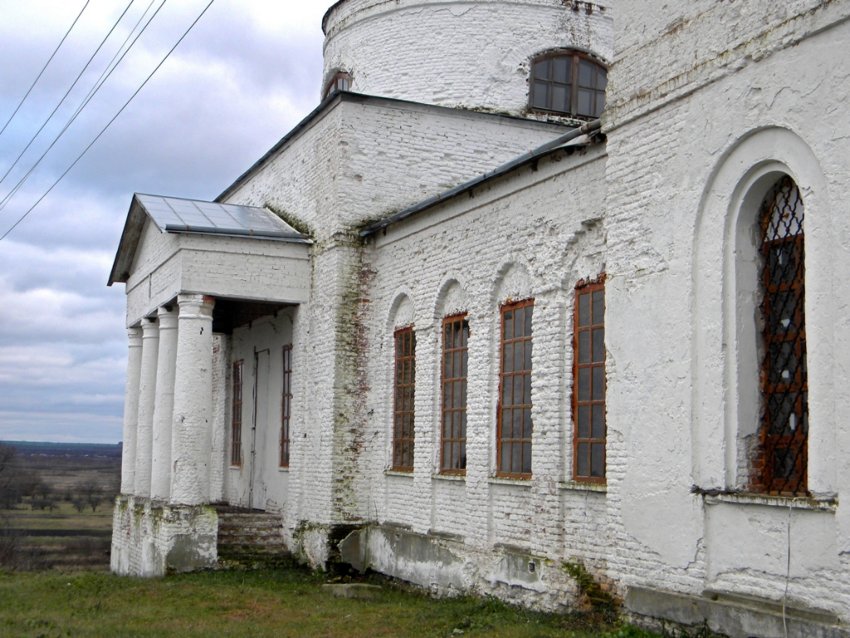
[3,501,113,532]
[1,500,113,571]
[0,568,659,638]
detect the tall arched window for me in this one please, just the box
[756,176,808,495]
[529,51,606,118]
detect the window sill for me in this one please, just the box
[228,465,242,471]
[278,466,289,473]
[488,476,532,488]
[559,480,607,493]
[384,469,414,479]
[702,491,837,512]
[432,473,465,483]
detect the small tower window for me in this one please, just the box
[529,51,607,118]
[323,71,352,99]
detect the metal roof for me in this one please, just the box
[135,194,306,240]
[108,194,310,286]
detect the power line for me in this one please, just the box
[0,0,216,243]
[0,0,169,214]
[0,0,136,190]
[74,0,159,122]
[0,0,91,140]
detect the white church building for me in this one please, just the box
[108,1,850,636]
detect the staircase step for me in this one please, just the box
[215,506,289,570]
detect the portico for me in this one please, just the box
[108,194,310,575]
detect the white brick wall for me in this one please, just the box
[357,145,609,601]
[224,96,569,241]
[323,0,613,115]
[603,0,850,625]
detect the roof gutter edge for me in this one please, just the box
[359,118,602,237]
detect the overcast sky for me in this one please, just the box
[0,0,328,443]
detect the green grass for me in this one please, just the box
[0,568,659,638]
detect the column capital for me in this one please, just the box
[128,326,143,346]
[140,316,159,337]
[177,294,215,319]
[157,305,178,330]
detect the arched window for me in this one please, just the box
[529,51,606,118]
[756,176,808,495]
[323,71,352,99]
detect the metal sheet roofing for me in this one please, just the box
[135,194,306,240]
[108,194,310,286]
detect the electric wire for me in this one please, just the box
[0,0,216,243]
[0,1,91,140]
[0,0,136,190]
[0,0,170,214]
[73,0,159,123]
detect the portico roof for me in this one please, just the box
[109,194,309,286]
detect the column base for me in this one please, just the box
[110,495,218,576]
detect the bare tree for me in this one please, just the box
[77,480,102,513]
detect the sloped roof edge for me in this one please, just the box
[215,91,571,203]
[359,119,602,237]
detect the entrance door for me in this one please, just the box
[249,348,270,509]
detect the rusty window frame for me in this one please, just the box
[496,299,534,478]
[754,176,808,496]
[323,70,352,99]
[529,50,607,119]
[230,360,243,467]
[440,314,469,474]
[572,275,606,482]
[392,326,416,472]
[280,344,292,468]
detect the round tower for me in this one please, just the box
[321,0,613,118]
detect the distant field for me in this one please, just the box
[0,569,660,638]
[0,441,119,571]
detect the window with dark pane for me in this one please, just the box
[323,71,352,99]
[756,176,807,495]
[529,51,606,118]
[441,314,469,474]
[573,277,605,482]
[392,327,416,472]
[497,299,533,478]
[280,345,292,468]
[230,360,243,467]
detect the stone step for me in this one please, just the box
[215,506,289,570]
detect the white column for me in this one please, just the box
[134,316,159,497]
[120,327,143,494]
[150,305,178,501]
[170,294,215,506]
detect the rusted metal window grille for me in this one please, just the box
[497,299,533,478]
[441,314,469,474]
[573,277,606,482]
[392,327,416,472]
[756,176,808,495]
[529,52,607,118]
[230,360,243,467]
[280,345,292,468]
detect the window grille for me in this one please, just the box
[497,299,533,478]
[573,276,606,481]
[441,314,468,474]
[529,51,606,118]
[756,176,807,495]
[280,345,292,468]
[392,327,416,471]
[230,360,243,467]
